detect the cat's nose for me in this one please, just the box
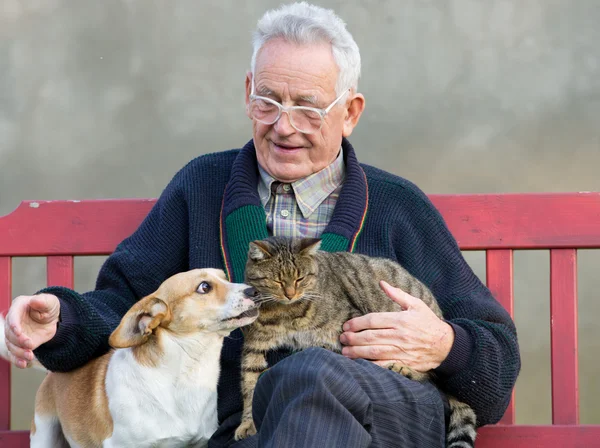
[284,286,296,299]
[244,287,259,299]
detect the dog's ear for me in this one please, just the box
[109,296,172,349]
[248,240,273,261]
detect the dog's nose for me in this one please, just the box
[244,287,259,299]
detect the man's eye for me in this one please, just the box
[257,100,277,111]
[197,281,212,294]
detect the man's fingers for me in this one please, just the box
[29,295,60,324]
[5,323,33,350]
[380,281,421,309]
[7,351,29,369]
[5,339,33,362]
[343,312,401,332]
[372,360,399,368]
[5,299,27,337]
[341,344,397,361]
[340,329,399,346]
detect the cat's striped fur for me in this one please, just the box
[235,236,477,448]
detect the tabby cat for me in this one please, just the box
[235,236,477,448]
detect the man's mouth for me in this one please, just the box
[272,142,304,150]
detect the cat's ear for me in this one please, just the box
[299,238,322,256]
[248,240,273,261]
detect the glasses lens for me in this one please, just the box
[250,98,279,124]
[249,98,324,134]
[290,108,323,134]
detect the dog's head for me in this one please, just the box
[109,268,259,349]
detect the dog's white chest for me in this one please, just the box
[103,342,220,447]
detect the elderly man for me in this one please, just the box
[4,3,520,447]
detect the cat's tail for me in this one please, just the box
[0,313,47,372]
[446,397,477,448]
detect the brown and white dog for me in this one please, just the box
[0,268,259,448]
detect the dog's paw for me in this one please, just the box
[234,420,257,440]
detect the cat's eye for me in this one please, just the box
[197,281,212,294]
[296,277,305,283]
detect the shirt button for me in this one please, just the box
[280,210,289,217]
[282,184,291,192]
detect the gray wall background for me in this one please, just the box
[2,0,599,429]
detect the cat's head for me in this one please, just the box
[245,237,320,305]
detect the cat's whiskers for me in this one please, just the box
[253,294,281,305]
[299,293,322,303]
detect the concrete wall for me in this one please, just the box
[1,0,599,429]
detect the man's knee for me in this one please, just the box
[253,348,373,431]
[261,347,346,387]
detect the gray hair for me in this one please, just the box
[250,2,361,95]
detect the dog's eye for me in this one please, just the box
[197,281,212,294]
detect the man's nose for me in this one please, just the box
[273,111,296,135]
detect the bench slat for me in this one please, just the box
[0,200,155,256]
[0,430,28,447]
[0,257,11,431]
[1,426,599,448]
[476,424,600,447]
[2,426,600,448]
[430,192,600,249]
[47,256,74,289]
[2,193,600,256]
[485,249,515,424]
[550,249,579,424]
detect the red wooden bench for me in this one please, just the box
[1,193,599,447]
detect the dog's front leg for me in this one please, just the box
[234,348,268,440]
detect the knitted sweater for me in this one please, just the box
[35,138,520,427]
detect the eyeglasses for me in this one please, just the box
[248,84,350,134]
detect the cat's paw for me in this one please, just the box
[234,420,257,440]
[385,363,429,382]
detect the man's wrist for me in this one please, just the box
[433,321,455,367]
[433,323,474,377]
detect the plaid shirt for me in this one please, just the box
[258,148,345,238]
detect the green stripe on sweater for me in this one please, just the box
[225,205,269,282]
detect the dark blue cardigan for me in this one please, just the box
[35,138,520,427]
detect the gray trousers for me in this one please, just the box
[210,347,447,448]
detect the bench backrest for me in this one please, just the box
[1,193,599,447]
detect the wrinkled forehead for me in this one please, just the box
[253,39,339,101]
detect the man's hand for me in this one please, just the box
[340,281,454,372]
[4,294,60,368]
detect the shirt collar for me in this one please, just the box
[257,165,276,207]
[257,147,346,218]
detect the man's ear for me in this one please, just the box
[248,240,273,261]
[109,296,171,349]
[342,92,365,138]
[245,71,253,119]
[299,238,322,256]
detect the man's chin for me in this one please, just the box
[256,147,312,182]
[265,165,311,184]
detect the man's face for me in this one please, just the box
[245,38,364,183]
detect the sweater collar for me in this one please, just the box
[220,138,368,282]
